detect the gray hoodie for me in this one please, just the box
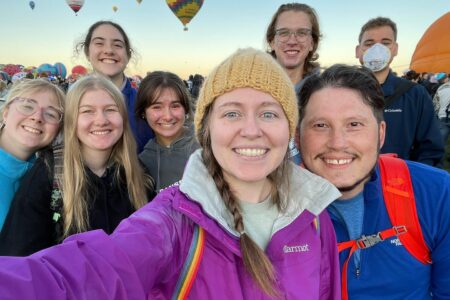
[139,126,200,192]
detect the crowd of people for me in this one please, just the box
[0,3,449,300]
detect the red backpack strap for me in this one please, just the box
[379,155,431,264]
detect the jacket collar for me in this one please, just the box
[179,149,340,238]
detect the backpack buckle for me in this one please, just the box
[356,233,383,249]
[394,225,407,235]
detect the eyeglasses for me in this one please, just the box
[10,97,63,124]
[275,28,312,43]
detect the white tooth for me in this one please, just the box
[92,130,109,135]
[23,126,40,134]
[236,148,266,157]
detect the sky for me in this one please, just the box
[0,0,448,79]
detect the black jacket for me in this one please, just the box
[0,156,154,256]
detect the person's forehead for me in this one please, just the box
[276,10,312,28]
[361,25,395,41]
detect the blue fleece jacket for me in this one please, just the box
[122,78,154,153]
[328,161,450,299]
[381,72,444,166]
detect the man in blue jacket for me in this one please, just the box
[298,64,450,299]
[354,17,444,167]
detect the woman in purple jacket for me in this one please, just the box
[0,48,341,299]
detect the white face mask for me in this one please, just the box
[362,43,391,72]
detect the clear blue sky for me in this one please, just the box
[1,0,448,79]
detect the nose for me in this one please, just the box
[94,111,110,125]
[327,128,348,150]
[286,32,299,44]
[161,106,173,121]
[240,115,262,139]
[29,108,44,123]
[103,43,113,54]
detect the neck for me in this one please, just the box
[109,73,125,89]
[374,67,390,84]
[285,65,304,86]
[82,148,111,177]
[0,135,32,161]
[226,177,272,204]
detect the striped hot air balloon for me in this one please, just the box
[166,0,204,31]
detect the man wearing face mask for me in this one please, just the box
[356,17,444,167]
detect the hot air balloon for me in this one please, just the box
[112,5,118,12]
[37,63,57,76]
[54,62,67,78]
[136,0,142,4]
[166,0,204,31]
[66,0,85,15]
[29,1,35,10]
[410,12,450,73]
[72,65,88,76]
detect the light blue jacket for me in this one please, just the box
[0,148,35,230]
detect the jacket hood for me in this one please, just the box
[142,125,196,153]
[180,149,341,237]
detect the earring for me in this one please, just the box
[141,114,146,120]
[185,114,189,120]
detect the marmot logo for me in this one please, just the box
[283,244,310,253]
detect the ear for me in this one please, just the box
[355,45,361,59]
[391,42,398,58]
[2,106,9,121]
[379,121,386,149]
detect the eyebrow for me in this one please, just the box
[216,101,281,109]
[18,97,61,111]
[91,37,125,44]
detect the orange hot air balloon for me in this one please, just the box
[112,5,118,12]
[410,12,450,73]
[166,0,204,31]
[66,0,85,15]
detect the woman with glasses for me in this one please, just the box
[0,75,154,256]
[0,79,64,232]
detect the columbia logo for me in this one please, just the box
[283,244,310,253]
[385,109,402,113]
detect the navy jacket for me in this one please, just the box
[122,78,154,152]
[381,72,444,166]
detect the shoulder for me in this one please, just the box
[406,161,449,186]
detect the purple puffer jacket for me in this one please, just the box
[0,185,340,299]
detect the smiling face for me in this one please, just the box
[144,87,186,147]
[270,10,314,72]
[76,89,124,159]
[1,90,61,160]
[86,24,129,85]
[299,86,385,199]
[208,87,290,191]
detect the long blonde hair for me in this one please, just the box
[60,74,151,237]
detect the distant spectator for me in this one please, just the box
[355,17,444,166]
[405,70,419,82]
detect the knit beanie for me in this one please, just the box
[194,48,298,140]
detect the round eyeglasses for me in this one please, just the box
[275,28,312,43]
[10,97,63,124]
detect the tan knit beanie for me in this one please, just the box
[194,48,298,140]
